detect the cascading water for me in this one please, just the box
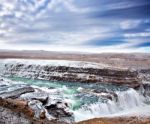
[2,76,149,122]
[73,88,146,122]
[0,59,150,122]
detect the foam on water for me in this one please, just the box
[73,88,146,122]
[0,76,149,122]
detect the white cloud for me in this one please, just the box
[124,32,150,38]
[120,20,141,30]
[0,0,149,53]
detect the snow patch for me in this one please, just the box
[0,59,116,69]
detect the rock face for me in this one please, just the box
[139,69,150,83]
[0,87,34,99]
[142,83,150,97]
[1,62,140,88]
[0,98,74,124]
[0,106,31,124]
[0,80,74,124]
[137,69,150,97]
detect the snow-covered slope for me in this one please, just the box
[0,59,110,69]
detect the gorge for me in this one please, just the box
[0,53,150,124]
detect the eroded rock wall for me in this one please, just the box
[2,63,140,88]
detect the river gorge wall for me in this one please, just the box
[0,59,141,88]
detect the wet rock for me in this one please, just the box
[28,100,45,119]
[81,88,118,101]
[48,87,56,89]
[94,91,118,101]
[1,99,74,124]
[0,87,35,99]
[142,83,150,97]
[0,84,7,87]
[45,99,74,123]
[0,84,75,124]
[139,69,150,83]
[20,92,49,103]
[0,78,4,81]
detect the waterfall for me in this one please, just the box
[73,88,145,122]
[0,59,150,122]
[116,89,143,109]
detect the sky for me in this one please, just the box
[0,0,150,53]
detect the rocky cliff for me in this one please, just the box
[0,59,140,88]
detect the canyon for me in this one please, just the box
[0,51,150,124]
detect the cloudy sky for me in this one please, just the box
[0,0,150,53]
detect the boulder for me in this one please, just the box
[0,87,35,99]
[0,85,75,124]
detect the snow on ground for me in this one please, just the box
[0,59,111,69]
